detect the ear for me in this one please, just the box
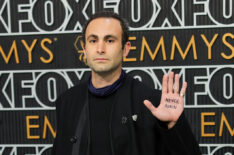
[81,41,87,58]
[123,41,131,57]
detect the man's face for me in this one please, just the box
[84,17,130,74]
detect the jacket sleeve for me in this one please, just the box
[159,112,202,155]
[135,80,201,155]
[51,95,63,155]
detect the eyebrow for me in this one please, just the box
[86,34,118,40]
[87,34,98,40]
[104,35,118,40]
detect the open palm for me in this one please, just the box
[144,72,187,129]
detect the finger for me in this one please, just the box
[143,100,157,113]
[168,72,174,93]
[173,74,180,94]
[162,74,168,94]
[180,82,187,97]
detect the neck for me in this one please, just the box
[91,68,122,88]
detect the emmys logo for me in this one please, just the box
[74,35,86,63]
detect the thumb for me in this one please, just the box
[143,100,157,113]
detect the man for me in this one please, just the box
[52,11,201,155]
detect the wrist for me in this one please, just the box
[168,121,176,129]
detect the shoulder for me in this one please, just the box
[55,80,88,108]
[132,77,160,93]
[60,81,88,98]
[127,75,162,107]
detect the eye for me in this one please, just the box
[106,39,114,43]
[89,39,96,43]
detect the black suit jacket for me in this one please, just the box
[52,75,201,155]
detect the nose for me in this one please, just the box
[97,41,105,54]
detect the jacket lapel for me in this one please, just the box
[110,76,139,155]
[71,83,90,155]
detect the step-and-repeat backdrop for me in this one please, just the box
[0,0,233,155]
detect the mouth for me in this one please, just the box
[94,58,108,62]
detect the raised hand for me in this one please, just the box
[143,72,187,129]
